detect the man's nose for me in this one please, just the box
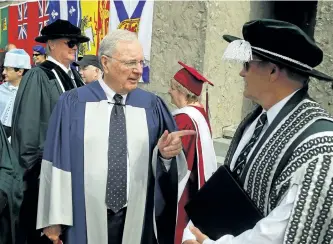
[133,63,143,74]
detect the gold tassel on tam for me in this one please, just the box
[205,85,210,122]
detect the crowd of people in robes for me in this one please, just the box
[0,16,332,244]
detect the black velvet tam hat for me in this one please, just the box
[35,19,90,44]
[222,19,333,81]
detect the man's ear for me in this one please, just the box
[18,68,24,76]
[269,64,280,82]
[47,40,55,50]
[100,56,109,74]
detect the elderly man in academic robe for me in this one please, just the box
[184,19,333,244]
[37,29,194,244]
[11,19,89,244]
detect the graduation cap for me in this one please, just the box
[174,61,214,117]
[4,49,31,70]
[174,61,214,96]
[35,19,90,44]
[222,19,333,81]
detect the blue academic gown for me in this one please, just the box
[36,81,184,244]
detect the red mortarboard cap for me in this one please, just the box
[173,61,214,96]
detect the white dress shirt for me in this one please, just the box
[183,90,300,244]
[47,56,77,87]
[0,82,19,127]
[47,56,71,74]
[99,79,171,204]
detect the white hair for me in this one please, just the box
[45,39,59,56]
[45,43,51,56]
[171,79,201,103]
[98,29,138,66]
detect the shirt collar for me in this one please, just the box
[264,89,299,125]
[47,56,71,74]
[98,79,127,105]
[4,81,19,91]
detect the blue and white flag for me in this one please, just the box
[48,0,81,27]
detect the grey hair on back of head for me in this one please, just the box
[98,29,138,69]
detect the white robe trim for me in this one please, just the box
[51,69,65,93]
[84,101,150,244]
[172,106,217,200]
[36,160,73,229]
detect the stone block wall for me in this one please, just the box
[311,1,333,112]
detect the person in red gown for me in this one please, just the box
[169,61,217,244]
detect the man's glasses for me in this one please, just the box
[32,53,41,57]
[243,59,264,71]
[65,40,79,49]
[104,55,149,69]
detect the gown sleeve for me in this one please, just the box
[0,121,24,244]
[36,90,77,230]
[11,68,52,180]
[152,96,188,244]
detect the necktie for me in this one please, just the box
[233,112,267,177]
[106,94,127,213]
[67,70,77,88]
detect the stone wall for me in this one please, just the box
[142,0,333,139]
[139,1,207,111]
[201,1,272,137]
[311,1,333,112]
[201,1,251,138]
[141,1,272,138]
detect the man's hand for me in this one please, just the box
[158,130,196,159]
[190,226,209,244]
[43,225,61,244]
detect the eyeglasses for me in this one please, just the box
[32,53,41,57]
[243,59,264,71]
[104,55,149,69]
[64,40,79,49]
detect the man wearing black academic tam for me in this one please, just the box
[183,19,333,244]
[11,19,89,244]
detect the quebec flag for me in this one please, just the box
[48,0,81,27]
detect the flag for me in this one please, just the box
[17,2,28,40]
[48,0,81,27]
[79,0,98,56]
[8,1,39,63]
[96,0,110,51]
[110,0,154,83]
[38,0,49,36]
[79,0,110,56]
[0,5,8,50]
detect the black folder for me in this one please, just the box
[184,165,263,240]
